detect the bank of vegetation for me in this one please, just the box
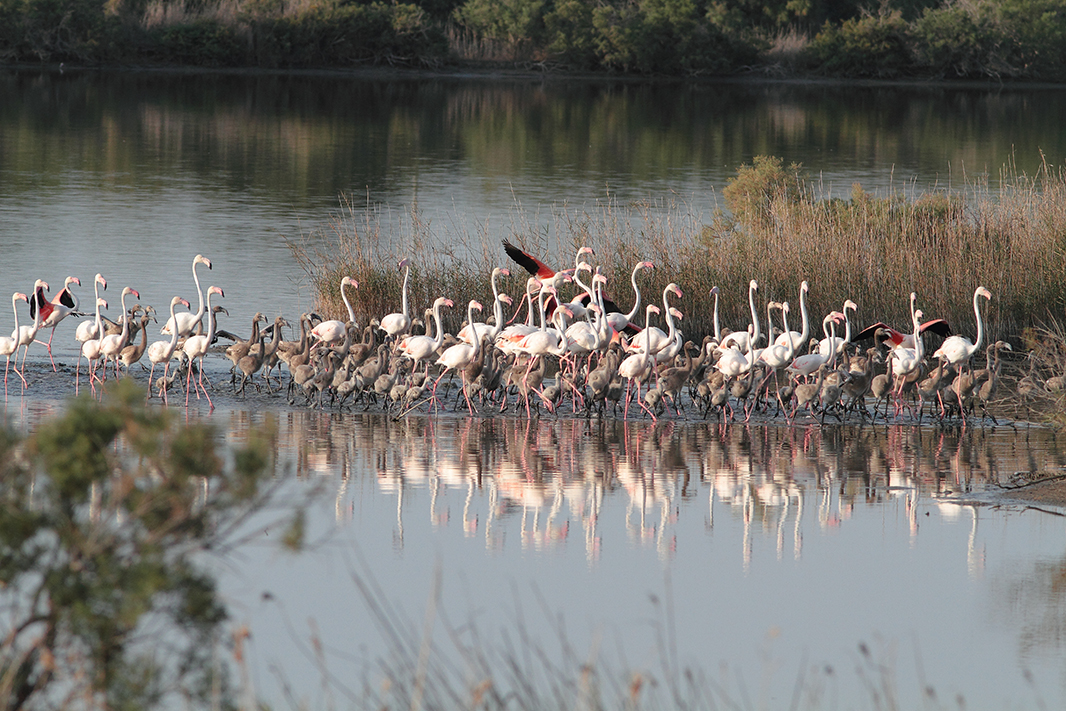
[4,0,1066,81]
[296,154,1066,351]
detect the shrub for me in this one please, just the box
[804,10,913,77]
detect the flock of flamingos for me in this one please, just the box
[0,243,1019,424]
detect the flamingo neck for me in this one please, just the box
[748,284,760,346]
[712,292,720,343]
[192,261,206,321]
[432,303,446,350]
[624,264,643,322]
[798,287,809,344]
[400,267,410,319]
[341,280,355,323]
[973,289,986,352]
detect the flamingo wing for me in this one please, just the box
[29,287,54,321]
[919,318,953,338]
[502,240,555,279]
[52,289,76,309]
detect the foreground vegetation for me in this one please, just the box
[6,0,1066,80]
[297,155,1066,351]
[0,380,301,709]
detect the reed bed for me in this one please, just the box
[292,156,1066,353]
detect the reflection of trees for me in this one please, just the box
[219,412,1066,567]
[991,546,1066,661]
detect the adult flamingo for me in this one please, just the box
[35,275,81,370]
[932,286,991,370]
[759,301,798,416]
[310,276,358,345]
[719,280,760,353]
[0,293,29,395]
[605,260,654,335]
[891,297,925,396]
[183,286,224,409]
[628,283,683,356]
[75,274,108,345]
[397,296,453,375]
[774,280,809,351]
[147,296,191,404]
[162,254,211,337]
[76,297,108,397]
[380,258,413,339]
[14,280,46,374]
[786,312,845,380]
[99,286,140,380]
[817,299,857,358]
[432,299,484,414]
[459,267,510,345]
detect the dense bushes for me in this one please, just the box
[4,0,1066,79]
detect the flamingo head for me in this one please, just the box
[914,309,924,322]
[750,279,758,291]
[909,292,917,304]
[174,297,191,310]
[844,299,857,312]
[194,254,212,270]
[668,283,683,299]
[439,297,455,309]
[639,261,654,271]
[397,258,410,270]
[209,286,224,299]
[801,280,809,293]
[670,307,683,320]
[13,293,27,303]
[97,298,108,310]
[648,304,661,316]
[470,300,483,312]
[977,286,992,300]
[577,246,595,258]
[67,276,81,288]
[499,294,513,306]
[123,287,140,299]
[709,286,719,296]
[340,276,359,289]
[497,267,511,277]
[95,274,107,290]
[577,262,593,274]
[782,302,790,315]
[593,273,608,287]
[34,279,49,293]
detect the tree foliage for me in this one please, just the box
[0,380,290,710]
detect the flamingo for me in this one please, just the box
[432,299,484,414]
[397,296,454,374]
[379,258,413,339]
[719,280,760,353]
[99,286,140,379]
[77,297,108,397]
[0,293,29,395]
[162,254,211,337]
[759,301,798,415]
[35,275,81,370]
[932,286,991,370]
[458,267,510,345]
[183,286,224,409]
[708,286,722,345]
[15,280,46,371]
[76,274,108,344]
[559,247,595,321]
[786,312,845,380]
[310,276,358,345]
[891,297,925,397]
[605,260,654,335]
[817,299,857,358]
[617,303,661,420]
[774,280,809,351]
[627,283,683,356]
[147,296,191,404]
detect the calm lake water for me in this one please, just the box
[5,68,1066,708]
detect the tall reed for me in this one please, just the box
[292,156,1066,349]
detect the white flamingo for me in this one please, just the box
[459,267,511,345]
[147,296,191,404]
[617,303,661,421]
[162,254,211,336]
[605,260,654,334]
[933,286,991,370]
[310,276,358,344]
[774,280,810,351]
[183,286,224,409]
[76,274,108,344]
[397,296,453,374]
[432,299,484,414]
[719,280,760,353]
[0,292,29,395]
[100,286,140,379]
[77,297,108,397]
[380,258,413,339]
[38,275,81,370]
